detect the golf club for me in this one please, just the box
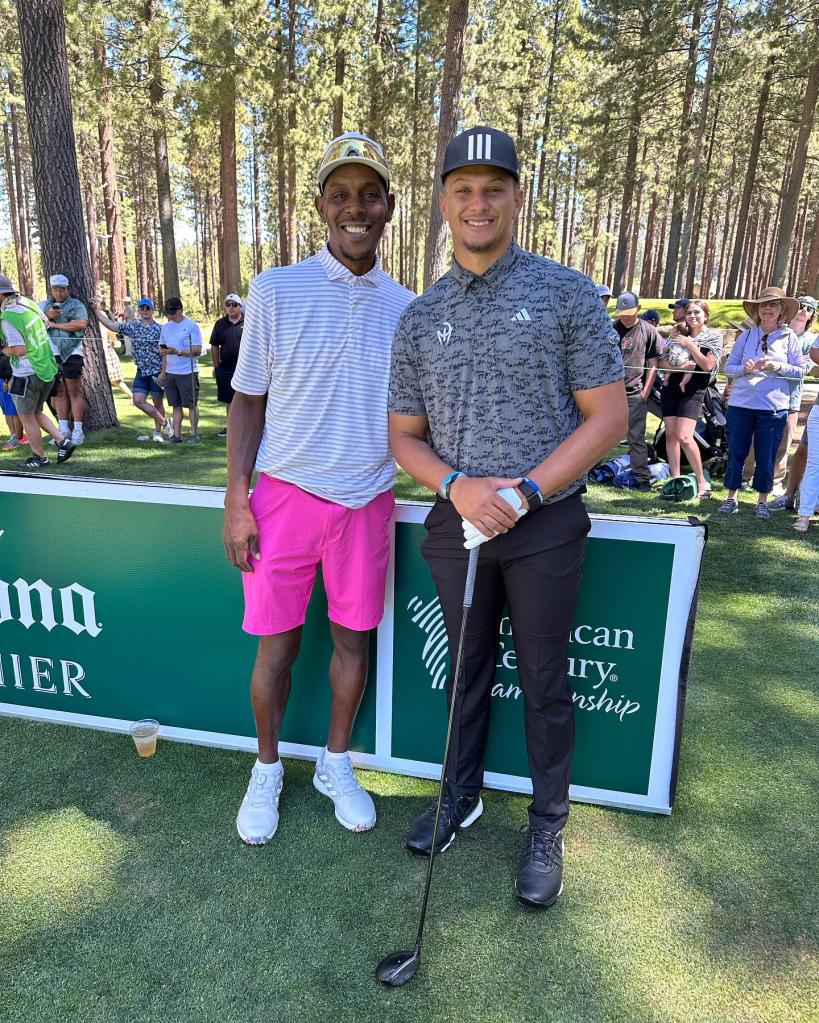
[376,544,480,988]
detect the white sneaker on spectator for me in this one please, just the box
[49,433,69,446]
[770,483,785,497]
[71,428,85,446]
[161,418,173,438]
[313,748,376,832]
[236,762,284,845]
[152,430,164,443]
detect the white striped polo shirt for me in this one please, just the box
[232,244,415,509]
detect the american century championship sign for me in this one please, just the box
[0,475,706,813]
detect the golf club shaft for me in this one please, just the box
[413,545,479,952]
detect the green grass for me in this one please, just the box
[1,331,817,1022]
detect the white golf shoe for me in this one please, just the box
[313,749,376,832]
[236,763,284,845]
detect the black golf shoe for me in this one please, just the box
[406,791,483,856]
[514,825,564,908]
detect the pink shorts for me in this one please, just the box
[242,476,394,635]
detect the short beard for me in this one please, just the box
[461,237,498,253]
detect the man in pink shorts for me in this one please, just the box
[223,132,414,845]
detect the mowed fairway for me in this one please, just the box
[1,330,817,1023]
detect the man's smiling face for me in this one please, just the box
[315,165,394,275]
[440,166,522,265]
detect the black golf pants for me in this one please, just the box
[421,492,590,832]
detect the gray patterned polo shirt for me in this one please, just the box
[388,241,624,504]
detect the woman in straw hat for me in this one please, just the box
[719,286,808,518]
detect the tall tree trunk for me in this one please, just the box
[640,166,660,294]
[286,0,298,265]
[585,190,602,279]
[6,73,34,294]
[408,0,421,292]
[612,99,641,295]
[2,120,25,288]
[677,0,723,295]
[332,13,347,137]
[772,56,819,286]
[146,0,180,299]
[627,141,647,290]
[800,207,819,294]
[726,55,775,297]
[652,211,668,297]
[662,0,703,297]
[218,30,241,295]
[533,0,562,254]
[368,0,385,137]
[252,110,263,275]
[685,94,721,296]
[79,132,102,294]
[95,39,127,313]
[17,0,117,429]
[423,0,468,288]
[788,196,808,295]
[135,152,149,296]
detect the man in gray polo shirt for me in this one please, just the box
[389,126,626,909]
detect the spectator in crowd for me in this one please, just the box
[93,297,171,443]
[640,309,660,327]
[122,296,136,323]
[0,344,26,450]
[158,297,202,444]
[210,292,244,439]
[223,130,413,845]
[0,275,76,467]
[99,309,132,398]
[794,336,819,533]
[612,291,659,491]
[769,295,817,493]
[596,283,612,308]
[720,287,807,518]
[658,299,723,498]
[40,273,88,446]
[659,296,690,338]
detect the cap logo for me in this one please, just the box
[343,142,364,158]
[467,133,492,162]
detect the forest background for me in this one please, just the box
[2,0,818,325]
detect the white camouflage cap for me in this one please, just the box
[50,273,69,287]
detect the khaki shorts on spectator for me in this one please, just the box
[56,354,84,380]
[164,372,200,408]
[11,374,53,415]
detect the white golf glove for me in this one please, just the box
[462,487,527,549]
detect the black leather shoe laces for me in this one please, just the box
[522,826,562,869]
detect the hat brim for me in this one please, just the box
[441,161,519,184]
[614,308,640,318]
[318,158,390,191]
[743,296,799,322]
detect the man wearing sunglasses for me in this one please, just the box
[224,132,414,846]
[210,293,244,439]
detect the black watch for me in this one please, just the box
[518,479,543,511]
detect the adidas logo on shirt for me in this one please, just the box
[512,308,532,322]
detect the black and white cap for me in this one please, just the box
[441,126,519,183]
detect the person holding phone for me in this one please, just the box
[158,296,202,444]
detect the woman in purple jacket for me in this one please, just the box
[719,287,807,519]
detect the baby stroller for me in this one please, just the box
[649,382,728,477]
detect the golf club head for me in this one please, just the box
[375,949,420,986]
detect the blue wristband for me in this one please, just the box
[440,471,464,500]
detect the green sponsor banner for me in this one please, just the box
[0,477,705,813]
[0,486,376,754]
[390,522,674,795]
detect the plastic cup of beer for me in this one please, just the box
[129,719,160,758]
